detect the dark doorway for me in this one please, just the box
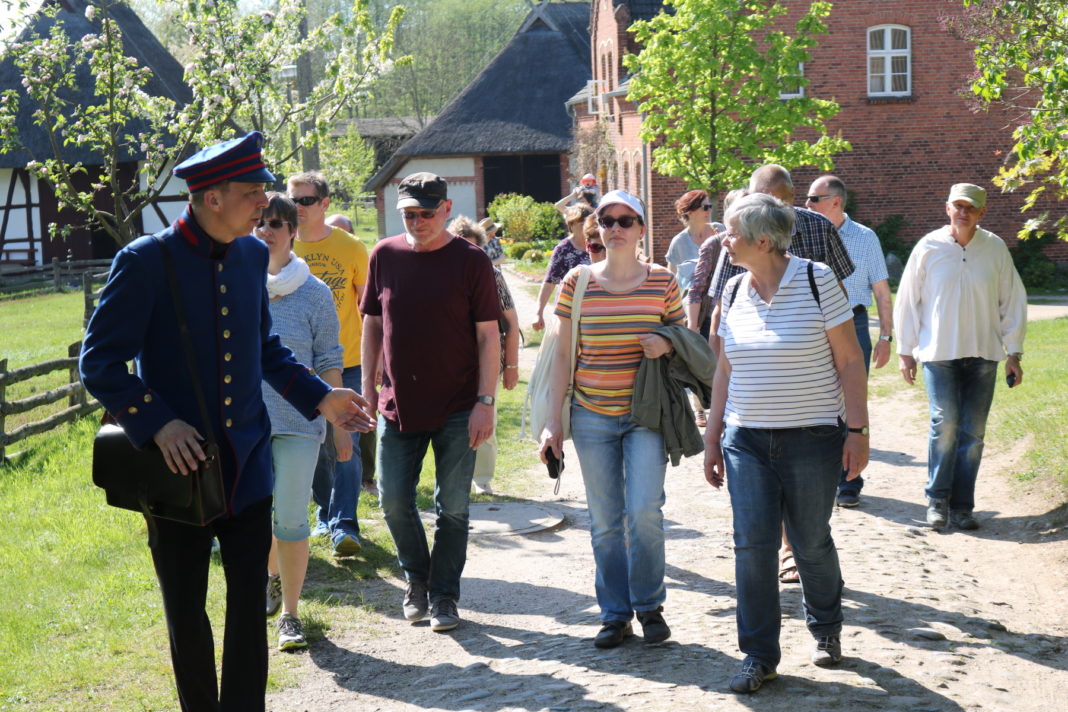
[483,154,561,210]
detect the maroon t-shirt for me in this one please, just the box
[361,234,501,431]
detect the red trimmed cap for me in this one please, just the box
[173,131,276,192]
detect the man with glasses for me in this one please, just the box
[805,175,893,507]
[361,172,500,632]
[287,172,370,558]
[894,184,1026,531]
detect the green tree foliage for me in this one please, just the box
[319,121,375,203]
[0,0,402,246]
[954,0,1068,241]
[625,0,850,194]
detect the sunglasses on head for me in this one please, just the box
[290,195,322,206]
[401,208,439,221]
[587,242,606,253]
[598,215,641,229]
[256,218,289,230]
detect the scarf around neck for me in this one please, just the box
[266,253,311,298]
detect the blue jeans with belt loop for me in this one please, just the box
[922,358,998,511]
[722,423,845,667]
[570,402,669,622]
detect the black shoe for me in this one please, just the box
[402,580,429,621]
[729,656,777,693]
[951,509,979,530]
[593,620,633,648]
[926,497,949,530]
[430,598,460,632]
[811,634,842,666]
[836,492,860,508]
[636,606,671,643]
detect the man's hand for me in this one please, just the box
[899,354,917,385]
[318,389,375,433]
[1006,356,1024,387]
[638,333,672,359]
[872,338,891,369]
[153,419,206,475]
[468,403,495,449]
[332,425,353,462]
[503,368,519,390]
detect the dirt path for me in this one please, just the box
[267,271,1068,712]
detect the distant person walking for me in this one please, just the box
[532,204,593,331]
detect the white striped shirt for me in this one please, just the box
[719,257,853,428]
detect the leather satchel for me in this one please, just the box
[91,237,226,547]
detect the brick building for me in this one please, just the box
[571,0,1067,264]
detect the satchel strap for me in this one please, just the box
[153,236,217,445]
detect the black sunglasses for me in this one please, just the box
[806,194,834,203]
[290,195,322,206]
[587,242,606,253]
[256,218,290,230]
[598,215,641,229]
[401,209,439,221]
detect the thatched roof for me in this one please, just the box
[365,1,591,191]
[0,0,191,168]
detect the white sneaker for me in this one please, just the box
[473,482,494,495]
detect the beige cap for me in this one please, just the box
[947,183,986,208]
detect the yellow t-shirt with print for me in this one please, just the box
[293,227,369,368]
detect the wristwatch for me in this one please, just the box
[476,394,495,406]
[847,425,870,436]
[879,334,893,343]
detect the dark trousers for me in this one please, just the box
[839,308,872,495]
[149,496,272,712]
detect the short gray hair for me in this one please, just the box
[725,193,794,254]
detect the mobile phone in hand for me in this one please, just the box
[1006,372,1016,388]
[546,449,564,479]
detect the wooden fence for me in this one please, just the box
[0,341,101,463]
[0,257,112,299]
[82,269,110,327]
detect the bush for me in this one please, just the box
[521,249,545,262]
[1011,232,1058,289]
[531,202,566,241]
[489,193,537,242]
[873,214,912,264]
[507,241,534,260]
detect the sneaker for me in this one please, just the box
[729,656,777,693]
[811,635,842,666]
[593,620,633,649]
[695,409,707,427]
[951,509,979,530]
[636,606,671,643]
[265,574,283,616]
[402,580,429,621]
[311,521,330,538]
[926,498,949,530]
[277,613,307,651]
[473,481,494,495]
[836,491,860,508]
[362,481,380,497]
[333,533,362,557]
[430,598,460,632]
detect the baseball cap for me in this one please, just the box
[947,183,987,209]
[580,173,597,186]
[173,131,276,192]
[595,190,646,222]
[397,172,448,210]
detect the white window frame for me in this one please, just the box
[779,62,805,99]
[867,25,911,97]
[585,79,604,115]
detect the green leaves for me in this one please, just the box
[626,0,848,193]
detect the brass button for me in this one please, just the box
[224,397,232,406]
[220,285,227,294]
[217,263,223,272]
[223,329,231,339]
[143,394,152,403]
[128,407,138,415]
[224,374,232,384]
[221,307,229,316]
[225,418,233,428]
[224,352,232,362]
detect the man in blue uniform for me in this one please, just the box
[80,132,374,712]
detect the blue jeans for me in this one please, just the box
[378,409,475,603]
[922,358,998,510]
[312,365,362,540]
[723,423,845,667]
[270,434,321,542]
[838,309,871,496]
[570,403,668,622]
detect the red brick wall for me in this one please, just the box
[579,0,1068,264]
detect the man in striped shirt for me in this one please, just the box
[805,175,893,507]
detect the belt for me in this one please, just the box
[852,305,867,315]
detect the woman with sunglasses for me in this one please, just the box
[582,213,607,263]
[532,204,594,331]
[539,190,685,649]
[254,193,348,651]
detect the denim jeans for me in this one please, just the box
[378,409,475,603]
[922,358,998,510]
[838,309,871,496]
[723,423,845,667]
[311,365,362,540]
[269,434,321,542]
[570,403,668,622]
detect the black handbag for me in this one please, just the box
[91,237,226,547]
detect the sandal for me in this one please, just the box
[778,553,800,584]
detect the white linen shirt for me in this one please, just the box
[894,226,1027,363]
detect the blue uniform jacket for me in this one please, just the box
[80,206,331,516]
